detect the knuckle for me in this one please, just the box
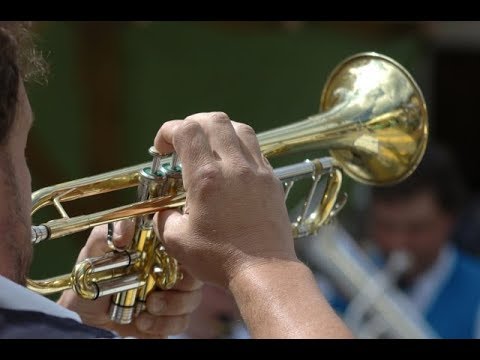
[179,119,202,134]
[159,120,172,132]
[184,112,206,122]
[209,111,230,123]
[210,111,230,121]
[233,164,255,182]
[197,162,221,180]
[194,162,222,193]
[258,168,280,188]
[172,120,202,147]
[262,155,273,170]
[236,123,256,137]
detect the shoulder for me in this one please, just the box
[446,248,480,298]
[455,248,480,276]
[0,307,117,339]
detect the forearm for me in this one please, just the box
[229,259,353,339]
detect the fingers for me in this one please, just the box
[135,313,190,336]
[183,112,243,161]
[154,120,183,154]
[171,268,203,292]
[81,220,135,260]
[108,322,167,339]
[133,290,200,336]
[156,113,244,161]
[232,121,271,169]
[111,282,201,337]
[155,113,263,192]
[120,287,200,336]
[83,224,111,257]
[158,119,217,191]
[145,288,202,317]
[232,121,263,162]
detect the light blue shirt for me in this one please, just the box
[0,275,82,322]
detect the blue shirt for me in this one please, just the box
[320,243,480,339]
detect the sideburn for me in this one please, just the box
[0,149,32,284]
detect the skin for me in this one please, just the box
[0,82,33,283]
[370,190,455,282]
[184,284,242,339]
[153,112,353,339]
[0,81,203,338]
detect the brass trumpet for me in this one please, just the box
[28,52,428,325]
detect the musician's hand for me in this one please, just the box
[153,112,299,288]
[57,221,203,338]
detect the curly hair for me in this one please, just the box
[0,21,47,146]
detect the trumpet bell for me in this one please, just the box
[257,52,428,187]
[322,52,428,185]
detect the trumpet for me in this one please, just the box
[28,52,428,325]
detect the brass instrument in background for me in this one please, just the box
[300,225,438,338]
[28,52,428,327]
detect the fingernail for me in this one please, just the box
[137,316,154,331]
[149,299,166,315]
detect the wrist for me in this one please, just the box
[218,233,298,287]
[227,258,353,339]
[227,256,307,294]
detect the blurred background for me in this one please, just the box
[26,21,480,338]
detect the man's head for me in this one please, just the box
[369,143,467,278]
[0,22,46,284]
